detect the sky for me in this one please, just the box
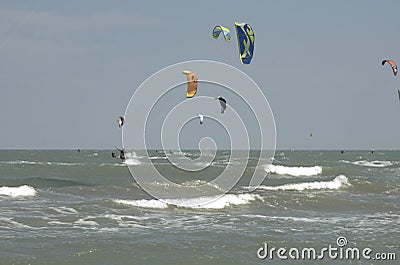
[1,0,400,150]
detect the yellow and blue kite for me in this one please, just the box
[212,25,231,42]
[234,22,255,64]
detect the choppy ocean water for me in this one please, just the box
[0,150,398,264]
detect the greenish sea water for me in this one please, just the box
[0,150,398,264]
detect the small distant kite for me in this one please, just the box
[235,22,255,64]
[212,25,231,42]
[183,70,198,98]
[118,116,124,127]
[217,96,227,113]
[382,59,397,76]
[198,114,204,125]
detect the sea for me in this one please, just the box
[0,150,398,265]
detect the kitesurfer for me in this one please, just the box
[119,150,125,161]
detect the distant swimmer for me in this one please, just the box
[341,150,344,154]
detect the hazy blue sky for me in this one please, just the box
[1,0,400,150]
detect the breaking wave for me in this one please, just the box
[351,160,393,168]
[124,152,142,165]
[265,164,322,176]
[257,175,350,191]
[0,185,37,197]
[113,193,262,210]
[114,198,168,209]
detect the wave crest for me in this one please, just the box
[0,185,37,197]
[265,164,322,176]
[113,193,261,210]
[352,160,393,168]
[124,152,142,165]
[257,175,350,191]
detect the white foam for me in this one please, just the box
[124,152,142,165]
[352,160,393,168]
[0,185,37,197]
[169,193,262,209]
[48,221,72,226]
[113,193,261,210]
[50,206,78,214]
[124,159,142,165]
[113,199,169,209]
[150,156,167,160]
[48,162,85,166]
[1,160,40,165]
[258,175,350,191]
[99,162,126,167]
[265,164,322,176]
[180,180,225,191]
[0,217,32,229]
[74,218,99,227]
[104,214,140,221]
[84,152,98,157]
[0,160,84,166]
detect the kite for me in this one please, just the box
[212,25,231,42]
[217,96,227,113]
[198,114,204,125]
[382,59,397,76]
[183,70,198,98]
[118,116,124,127]
[234,22,255,64]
